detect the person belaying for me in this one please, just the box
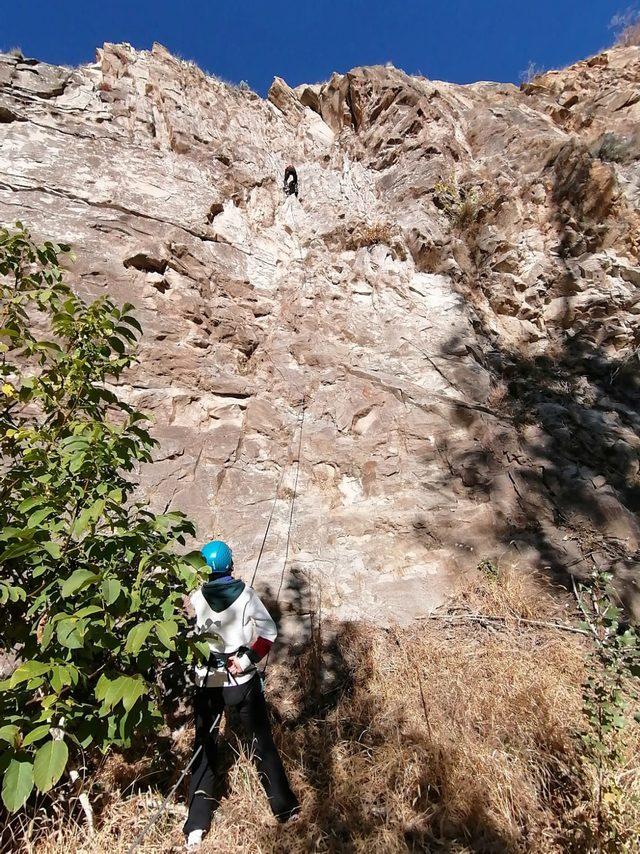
[283,164,298,197]
[183,540,299,849]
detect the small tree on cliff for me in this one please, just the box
[0,225,206,812]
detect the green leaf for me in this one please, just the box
[70,607,102,622]
[182,550,206,569]
[0,725,19,747]
[56,619,86,650]
[155,619,178,651]
[121,314,143,334]
[95,674,111,703]
[18,496,44,513]
[125,622,153,655]
[69,452,86,475]
[33,739,68,793]
[102,578,122,605]
[2,758,34,812]
[40,620,54,650]
[192,639,211,661]
[50,665,72,693]
[108,335,125,355]
[60,569,99,598]
[0,541,37,562]
[103,676,126,710]
[22,725,51,748]
[87,498,106,521]
[26,506,55,528]
[10,660,50,688]
[121,676,146,712]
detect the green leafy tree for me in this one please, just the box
[0,225,206,812]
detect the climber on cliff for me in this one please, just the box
[183,540,299,849]
[283,164,298,197]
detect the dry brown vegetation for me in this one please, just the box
[5,567,640,854]
[519,61,547,85]
[345,221,397,251]
[612,11,640,47]
[432,179,496,232]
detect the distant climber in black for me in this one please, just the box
[283,165,298,197]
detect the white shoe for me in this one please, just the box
[186,829,204,849]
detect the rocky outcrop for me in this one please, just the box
[1,42,639,622]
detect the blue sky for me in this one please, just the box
[1,1,629,95]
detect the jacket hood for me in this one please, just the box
[201,576,245,612]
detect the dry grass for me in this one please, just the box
[618,21,640,46]
[611,10,640,47]
[485,382,509,414]
[346,222,396,251]
[433,179,496,232]
[7,569,640,853]
[519,61,547,85]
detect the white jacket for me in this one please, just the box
[191,585,277,687]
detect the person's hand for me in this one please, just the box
[227,657,243,676]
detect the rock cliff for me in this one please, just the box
[1,42,639,622]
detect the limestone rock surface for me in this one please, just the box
[1,42,639,623]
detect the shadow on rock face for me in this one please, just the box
[434,314,640,615]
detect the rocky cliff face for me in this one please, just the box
[1,42,639,623]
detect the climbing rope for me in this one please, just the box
[250,396,306,589]
[127,174,310,854]
[245,167,310,592]
[261,395,306,676]
[249,461,288,588]
[275,396,305,602]
[126,398,305,854]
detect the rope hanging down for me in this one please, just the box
[126,398,305,854]
[262,396,306,676]
[250,461,287,588]
[250,192,308,591]
[250,395,306,588]
[127,175,308,854]
[275,397,305,602]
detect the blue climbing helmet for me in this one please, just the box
[201,540,233,573]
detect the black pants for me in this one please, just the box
[184,675,298,833]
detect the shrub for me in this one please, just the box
[574,570,640,852]
[433,177,492,228]
[477,556,499,580]
[0,225,206,814]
